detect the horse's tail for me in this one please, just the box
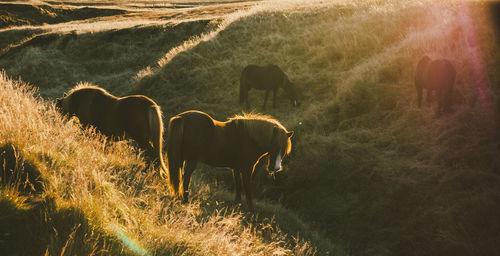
[148,105,168,180]
[239,69,247,105]
[165,115,184,197]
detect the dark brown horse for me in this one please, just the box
[56,84,167,175]
[240,64,299,109]
[165,110,293,209]
[415,56,456,116]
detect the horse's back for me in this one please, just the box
[177,110,215,126]
[117,95,156,120]
[249,64,283,77]
[174,111,217,151]
[115,95,158,140]
[172,111,239,165]
[241,64,284,90]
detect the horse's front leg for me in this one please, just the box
[272,88,277,108]
[135,136,156,170]
[263,89,270,109]
[182,160,197,203]
[426,88,432,106]
[232,169,242,202]
[245,89,251,110]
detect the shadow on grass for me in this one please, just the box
[0,143,126,255]
[170,167,336,255]
[0,143,45,196]
[0,195,130,255]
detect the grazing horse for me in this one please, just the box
[56,84,167,175]
[165,110,293,209]
[239,64,299,109]
[415,56,456,116]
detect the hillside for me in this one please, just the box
[1,0,500,255]
[0,71,319,254]
[132,1,500,254]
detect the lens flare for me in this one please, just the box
[458,3,495,116]
[114,225,150,256]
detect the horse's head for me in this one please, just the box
[232,114,294,174]
[284,79,299,107]
[266,127,294,173]
[55,92,74,117]
[55,97,63,111]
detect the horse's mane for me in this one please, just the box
[229,112,287,130]
[66,82,116,99]
[229,113,291,154]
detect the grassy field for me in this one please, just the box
[1,0,500,255]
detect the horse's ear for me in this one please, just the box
[286,131,294,138]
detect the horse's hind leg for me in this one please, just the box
[263,89,270,109]
[232,169,242,202]
[444,85,453,113]
[436,88,444,117]
[426,88,432,106]
[181,160,197,203]
[241,170,254,210]
[135,136,156,170]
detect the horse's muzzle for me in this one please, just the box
[55,98,63,111]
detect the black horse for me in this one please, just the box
[415,56,456,116]
[239,64,299,109]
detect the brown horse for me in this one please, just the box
[165,110,293,209]
[240,64,299,109]
[415,56,456,116]
[56,84,167,175]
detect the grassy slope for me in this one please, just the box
[0,2,324,255]
[1,0,500,255]
[0,2,126,28]
[0,72,317,255]
[131,0,500,255]
[0,1,254,97]
[0,20,221,97]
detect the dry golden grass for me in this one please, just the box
[0,70,317,254]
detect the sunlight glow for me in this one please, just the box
[458,3,495,116]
